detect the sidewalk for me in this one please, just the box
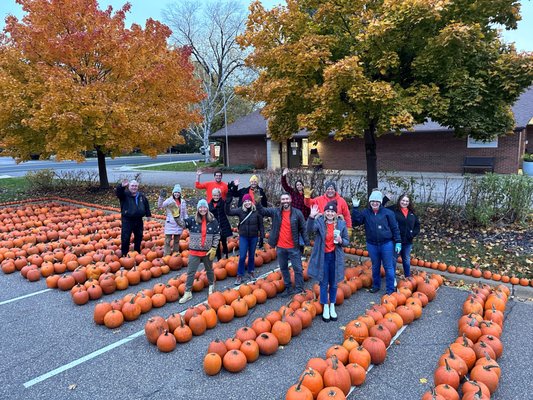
[113,164,468,203]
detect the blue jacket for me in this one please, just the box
[351,206,401,245]
[306,217,349,284]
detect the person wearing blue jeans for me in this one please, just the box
[386,194,420,278]
[256,192,309,296]
[307,202,349,322]
[352,190,401,295]
[225,193,264,285]
[237,235,258,278]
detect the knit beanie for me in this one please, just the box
[172,184,182,193]
[249,175,259,183]
[324,200,337,212]
[242,194,253,202]
[368,190,383,203]
[197,199,208,209]
[324,181,336,191]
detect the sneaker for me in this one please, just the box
[322,304,330,322]
[234,276,243,286]
[369,287,380,294]
[329,304,337,321]
[248,272,256,281]
[179,291,192,304]
[208,284,215,295]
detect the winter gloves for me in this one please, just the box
[207,247,217,261]
[395,243,402,254]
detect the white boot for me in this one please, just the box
[179,291,192,304]
[329,303,337,321]
[322,303,330,322]
[208,284,215,295]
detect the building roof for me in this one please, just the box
[211,85,533,139]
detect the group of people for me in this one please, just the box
[115,170,420,320]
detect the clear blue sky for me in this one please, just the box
[1,0,532,51]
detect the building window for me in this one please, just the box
[467,136,498,148]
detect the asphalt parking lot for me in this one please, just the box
[1,256,532,400]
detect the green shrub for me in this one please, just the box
[220,164,255,174]
[26,169,56,191]
[463,173,533,226]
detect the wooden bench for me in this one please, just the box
[462,157,495,174]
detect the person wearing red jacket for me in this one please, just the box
[303,181,352,234]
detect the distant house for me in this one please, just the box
[211,86,533,174]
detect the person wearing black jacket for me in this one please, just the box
[225,193,264,285]
[116,179,151,256]
[256,193,309,296]
[387,194,420,278]
[209,188,232,260]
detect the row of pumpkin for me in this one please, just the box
[280,272,442,400]
[422,283,509,400]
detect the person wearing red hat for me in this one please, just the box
[307,201,349,322]
[225,192,264,285]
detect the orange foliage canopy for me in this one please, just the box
[0,0,203,164]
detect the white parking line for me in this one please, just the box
[0,289,53,306]
[23,266,281,388]
[23,330,145,388]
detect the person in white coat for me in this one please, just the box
[158,184,188,256]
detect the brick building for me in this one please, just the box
[211,86,533,174]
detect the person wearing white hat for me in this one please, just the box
[158,184,188,256]
[351,190,401,295]
[116,179,151,256]
[307,201,349,322]
[178,199,220,304]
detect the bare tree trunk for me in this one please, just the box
[364,121,378,196]
[96,147,109,189]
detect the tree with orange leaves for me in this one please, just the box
[238,0,533,194]
[0,0,203,188]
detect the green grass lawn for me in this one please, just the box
[135,161,219,172]
[0,177,32,203]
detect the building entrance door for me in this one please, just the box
[288,139,302,168]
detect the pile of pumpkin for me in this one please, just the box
[202,286,323,375]
[200,264,375,376]
[92,255,279,329]
[284,271,443,400]
[145,272,287,351]
[422,283,508,400]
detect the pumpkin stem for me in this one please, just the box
[331,354,338,370]
[295,371,310,391]
[444,358,451,371]
[462,333,470,347]
[447,346,456,359]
